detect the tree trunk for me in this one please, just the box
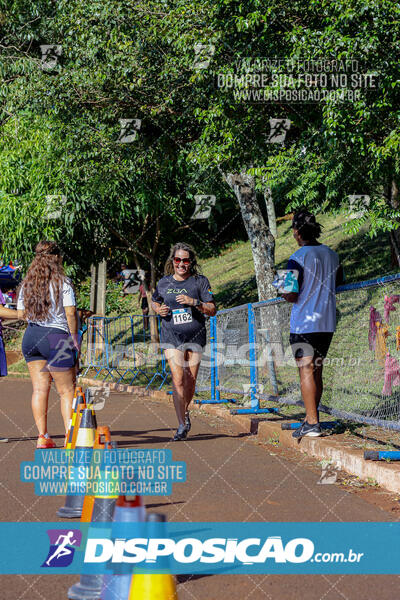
[149,256,157,291]
[133,252,159,344]
[387,178,400,267]
[90,260,107,315]
[390,231,400,267]
[225,173,285,377]
[225,172,275,301]
[263,187,277,238]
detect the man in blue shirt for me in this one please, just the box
[282,210,344,439]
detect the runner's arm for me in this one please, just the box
[281,292,298,303]
[151,284,169,316]
[151,301,169,317]
[195,301,217,316]
[191,276,217,316]
[65,306,79,350]
[336,265,344,288]
[15,287,27,319]
[175,295,217,316]
[0,306,22,319]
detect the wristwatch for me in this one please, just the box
[194,299,201,307]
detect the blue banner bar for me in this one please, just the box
[0,522,399,574]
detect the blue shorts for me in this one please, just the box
[22,323,77,370]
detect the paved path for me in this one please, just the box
[0,379,398,599]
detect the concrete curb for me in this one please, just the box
[79,377,400,495]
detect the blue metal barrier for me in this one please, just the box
[81,314,170,390]
[230,304,278,415]
[364,450,400,461]
[195,316,236,405]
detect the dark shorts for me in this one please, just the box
[22,323,77,370]
[141,297,149,310]
[289,332,334,363]
[161,324,206,353]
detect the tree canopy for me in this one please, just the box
[1,0,399,288]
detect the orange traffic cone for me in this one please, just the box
[65,389,86,446]
[65,389,97,449]
[74,407,96,449]
[129,513,178,599]
[81,426,113,523]
[85,387,98,429]
[101,496,146,600]
[57,407,97,518]
[65,399,86,449]
[68,430,118,600]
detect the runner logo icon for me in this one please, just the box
[42,529,82,567]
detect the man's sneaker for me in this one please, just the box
[184,411,191,432]
[292,421,322,439]
[0,437,8,443]
[172,424,188,442]
[37,435,56,449]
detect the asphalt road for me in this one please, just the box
[0,378,398,599]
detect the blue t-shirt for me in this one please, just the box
[152,274,214,349]
[287,243,341,333]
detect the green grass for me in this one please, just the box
[7,358,29,376]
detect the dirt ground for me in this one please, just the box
[0,378,399,600]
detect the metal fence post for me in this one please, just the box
[214,316,221,403]
[248,303,258,409]
[230,303,278,416]
[261,328,279,396]
[209,316,216,402]
[195,315,234,404]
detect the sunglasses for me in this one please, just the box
[173,257,191,265]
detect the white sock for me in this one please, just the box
[44,433,49,439]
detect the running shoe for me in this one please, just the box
[172,425,188,442]
[37,435,56,449]
[292,421,322,439]
[184,411,191,432]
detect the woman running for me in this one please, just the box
[17,241,79,448]
[282,210,343,438]
[152,242,216,441]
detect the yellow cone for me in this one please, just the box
[129,574,178,600]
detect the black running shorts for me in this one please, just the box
[289,332,334,363]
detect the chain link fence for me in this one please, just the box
[209,273,400,430]
[81,314,168,388]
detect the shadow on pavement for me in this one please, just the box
[115,431,254,446]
